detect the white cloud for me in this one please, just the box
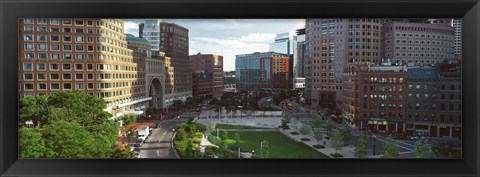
[124,21,139,37]
[239,33,275,42]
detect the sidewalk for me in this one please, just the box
[279,121,356,158]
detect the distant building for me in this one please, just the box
[382,21,456,65]
[223,72,236,93]
[190,53,224,99]
[405,67,461,138]
[293,28,307,92]
[142,19,192,104]
[452,19,462,60]
[269,32,293,55]
[235,52,291,91]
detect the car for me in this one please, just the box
[410,136,420,140]
[136,139,144,146]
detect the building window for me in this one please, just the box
[38,83,47,90]
[75,36,83,42]
[62,64,71,70]
[37,26,47,32]
[23,63,33,70]
[38,44,47,51]
[51,54,60,59]
[75,64,83,70]
[51,83,60,90]
[63,35,72,42]
[87,83,94,89]
[50,19,60,25]
[37,73,46,80]
[38,53,47,59]
[63,83,72,90]
[63,73,72,80]
[24,34,34,41]
[51,44,60,51]
[37,34,47,41]
[50,73,59,80]
[51,35,60,41]
[25,43,34,50]
[76,54,84,60]
[24,18,34,24]
[87,73,93,80]
[24,84,34,90]
[50,64,59,70]
[75,19,84,25]
[87,64,93,70]
[75,45,84,51]
[64,53,72,59]
[75,73,83,80]
[76,83,84,90]
[87,54,94,60]
[37,63,46,70]
[63,19,72,25]
[63,45,72,51]
[25,53,34,59]
[24,73,33,80]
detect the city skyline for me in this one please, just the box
[124,19,305,71]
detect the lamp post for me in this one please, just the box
[238,106,243,118]
[372,135,377,156]
[251,150,255,157]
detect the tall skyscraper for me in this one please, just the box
[142,19,191,105]
[19,18,150,119]
[305,18,383,110]
[269,32,293,55]
[293,28,306,91]
[452,19,462,60]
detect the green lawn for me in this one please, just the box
[216,124,271,130]
[216,124,329,158]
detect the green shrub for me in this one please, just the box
[290,132,300,135]
[330,153,344,158]
[208,135,222,146]
[193,138,202,144]
[313,144,325,149]
[301,138,310,141]
[194,132,204,139]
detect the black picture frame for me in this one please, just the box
[1,0,479,176]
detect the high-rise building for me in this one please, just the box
[382,21,455,65]
[293,28,306,91]
[190,53,224,99]
[269,32,293,55]
[142,19,192,105]
[138,23,144,38]
[452,19,462,60]
[126,34,166,110]
[235,52,291,91]
[18,18,150,120]
[305,18,383,110]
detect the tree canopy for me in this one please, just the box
[18,91,129,158]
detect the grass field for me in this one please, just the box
[216,124,329,158]
[216,124,271,130]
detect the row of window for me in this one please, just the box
[22,63,138,72]
[386,32,454,40]
[407,93,462,100]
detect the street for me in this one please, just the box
[139,120,179,158]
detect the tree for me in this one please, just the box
[19,127,54,158]
[383,136,400,158]
[325,120,334,134]
[110,146,135,158]
[126,127,136,144]
[312,115,322,128]
[281,113,291,127]
[217,142,232,158]
[313,129,323,143]
[260,140,270,158]
[330,131,344,153]
[354,135,368,158]
[234,132,241,147]
[42,120,97,158]
[221,130,229,141]
[145,107,156,116]
[121,114,136,126]
[300,124,311,139]
[414,139,434,158]
[209,121,216,136]
[339,126,353,144]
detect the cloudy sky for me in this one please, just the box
[124,19,305,71]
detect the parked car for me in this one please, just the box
[136,138,144,147]
[134,151,140,158]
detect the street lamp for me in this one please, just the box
[372,135,377,156]
[251,150,255,156]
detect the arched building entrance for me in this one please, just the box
[148,78,163,109]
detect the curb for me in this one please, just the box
[171,132,181,158]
